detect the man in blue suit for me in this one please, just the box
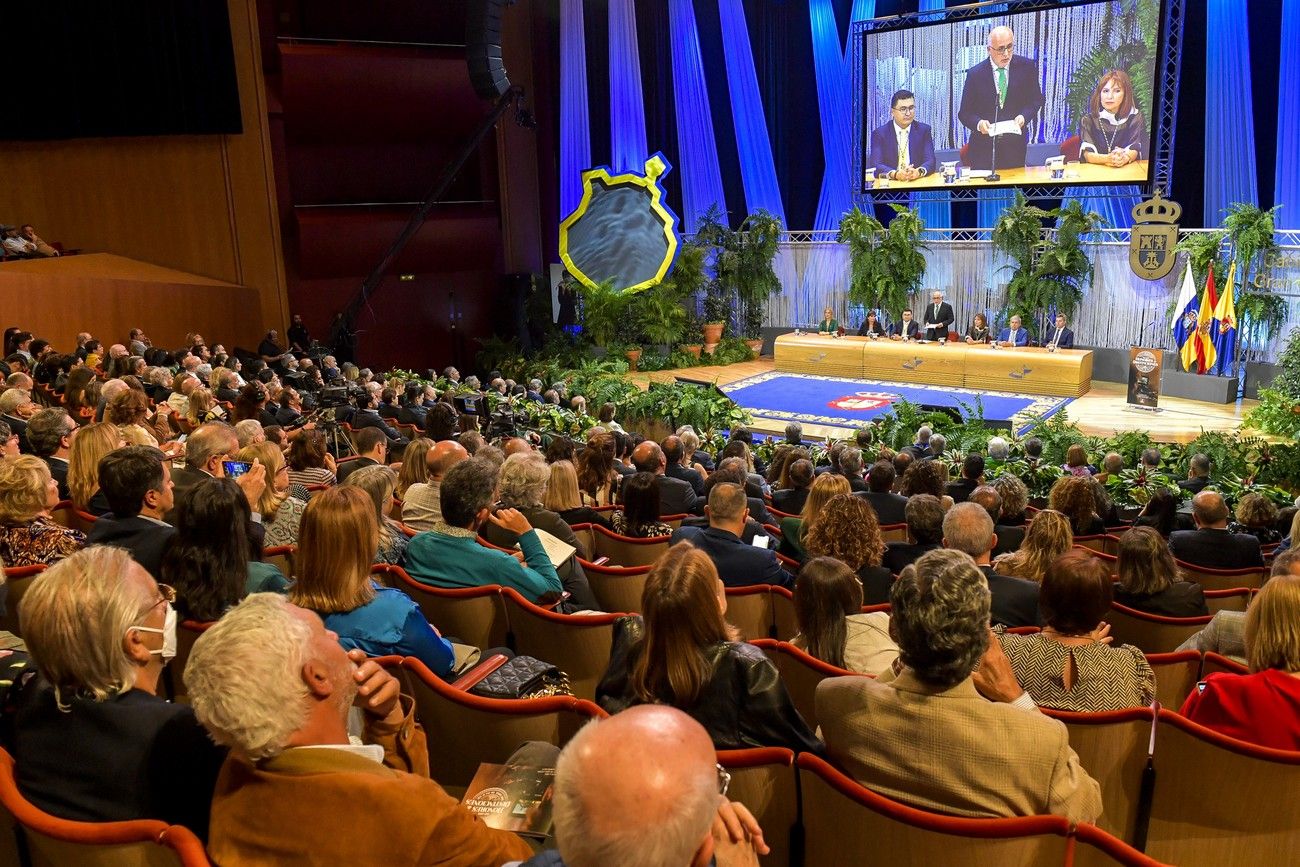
[669,483,794,589]
[957,26,1044,171]
[871,90,936,182]
[997,314,1030,347]
[1044,313,1075,349]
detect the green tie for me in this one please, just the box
[996,67,1008,109]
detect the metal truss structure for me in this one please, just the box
[848,0,1185,206]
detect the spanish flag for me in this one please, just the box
[1193,267,1218,375]
[1211,261,1238,376]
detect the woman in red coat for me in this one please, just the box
[1180,572,1300,750]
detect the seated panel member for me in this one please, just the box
[858,310,886,337]
[890,309,920,341]
[922,290,954,340]
[965,312,991,344]
[871,89,936,182]
[817,307,840,335]
[997,315,1030,347]
[1044,313,1075,349]
[1078,69,1149,168]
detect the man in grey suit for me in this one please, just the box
[1177,550,1300,661]
[629,441,702,516]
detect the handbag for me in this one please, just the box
[468,655,572,699]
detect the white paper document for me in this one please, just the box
[989,120,1023,137]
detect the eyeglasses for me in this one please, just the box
[136,583,176,620]
[893,105,916,114]
[716,764,732,797]
[991,44,1014,55]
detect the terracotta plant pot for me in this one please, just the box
[624,348,643,371]
[744,339,763,355]
[681,344,703,359]
[703,343,719,355]
[701,322,725,345]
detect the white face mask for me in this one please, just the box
[131,603,178,663]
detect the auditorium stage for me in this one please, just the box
[632,359,1261,444]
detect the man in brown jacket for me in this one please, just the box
[185,592,534,866]
[817,549,1102,824]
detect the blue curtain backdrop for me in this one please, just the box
[809,0,852,231]
[559,0,591,220]
[1275,0,1300,229]
[717,0,785,222]
[912,0,952,229]
[608,0,648,173]
[1203,0,1259,223]
[668,0,728,231]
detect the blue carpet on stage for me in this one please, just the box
[722,372,1072,435]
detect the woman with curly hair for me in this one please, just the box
[779,472,849,561]
[900,458,954,510]
[803,494,893,605]
[1049,475,1105,536]
[993,509,1073,583]
[1229,493,1282,544]
[992,474,1030,526]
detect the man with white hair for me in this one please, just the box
[987,436,1010,463]
[0,387,35,452]
[94,378,129,423]
[957,24,1043,171]
[186,593,535,865]
[234,419,266,449]
[518,705,768,867]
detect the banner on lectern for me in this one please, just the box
[1127,347,1163,408]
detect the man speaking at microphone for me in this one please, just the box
[958,25,1043,171]
[922,290,954,341]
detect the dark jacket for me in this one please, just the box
[9,679,227,840]
[1177,476,1210,498]
[274,405,304,427]
[336,456,379,484]
[556,506,612,530]
[772,487,810,516]
[85,515,176,579]
[669,526,793,589]
[993,524,1027,558]
[652,474,702,517]
[946,478,981,504]
[882,541,939,576]
[980,564,1042,628]
[350,409,409,448]
[859,564,896,606]
[665,463,706,496]
[597,617,822,754]
[1113,581,1209,618]
[1169,528,1264,570]
[857,490,909,527]
[43,457,70,501]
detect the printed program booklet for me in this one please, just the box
[460,762,557,838]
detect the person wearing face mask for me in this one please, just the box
[3,546,227,840]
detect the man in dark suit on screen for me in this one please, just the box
[870,90,936,182]
[957,26,1044,171]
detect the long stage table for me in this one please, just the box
[774,333,1093,397]
[866,160,1147,191]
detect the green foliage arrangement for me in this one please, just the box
[1224,204,1287,363]
[735,210,785,339]
[838,204,929,318]
[1064,0,1160,124]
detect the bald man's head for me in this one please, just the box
[988,26,1015,68]
[503,437,532,458]
[553,706,719,867]
[425,440,469,479]
[631,441,666,475]
[1192,490,1229,528]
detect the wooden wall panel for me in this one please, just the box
[0,0,287,338]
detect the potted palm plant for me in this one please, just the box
[839,204,928,319]
[735,209,784,355]
[694,205,737,349]
[665,241,708,357]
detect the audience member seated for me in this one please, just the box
[402,439,469,531]
[0,388,34,453]
[630,441,701,516]
[671,484,793,589]
[992,509,1072,583]
[804,494,893,605]
[610,471,674,539]
[1061,444,1095,477]
[1133,489,1178,537]
[395,437,433,498]
[704,459,773,526]
[778,472,848,561]
[1114,526,1208,617]
[0,420,18,459]
[1228,492,1282,544]
[287,486,456,677]
[236,441,306,548]
[533,704,768,867]
[1180,570,1300,750]
[837,447,869,494]
[946,454,984,503]
[1049,475,1106,536]
[943,502,1040,628]
[286,429,338,490]
[184,593,534,865]
[817,549,1102,822]
[1178,452,1211,497]
[344,464,410,565]
[881,494,944,575]
[792,556,899,676]
[0,455,84,566]
[575,432,620,507]
[404,458,567,605]
[335,428,387,485]
[991,474,1030,528]
[900,458,953,510]
[996,550,1155,712]
[968,485,1020,557]
[22,408,74,502]
[662,435,705,496]
[105,390,169,451]
[1177,550,1300,661]
[67,421,123,515]
[187,387,225,425]
[772,458,814,515]
[7,547,225,838]
[85,446,176,578]
[544,459,612,529]
[597,543,821,752]
[350,389,410,454]
[1169,490,1265,570]
[161,477,288,622]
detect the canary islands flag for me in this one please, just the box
[1212,261,1238,376]
[1172,263,1199,370]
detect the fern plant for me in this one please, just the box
[838,204,928,320]
[735,210,784,338]
[1223,203,1286,363]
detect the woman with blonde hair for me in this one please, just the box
[396,436,433,498]
[1229,493,1282,544]
[1180,572,1300,749]
[342,463,408,565]
[0,455,85,566]
[802,494,892,605]
[993,509,1074,583]
[543,459,611,528]
[1114,525,1207,617]
[187,387,225,426]
[596,542,821,752]
[289,485,457,677]
[237,441,306,548]
[779,472,850,561]
[67,422,125,514]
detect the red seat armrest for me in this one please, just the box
[451,653,511,690]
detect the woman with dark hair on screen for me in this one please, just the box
[965,312,991,344]
[1078,68,1149,168]
[857,310,886,337]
